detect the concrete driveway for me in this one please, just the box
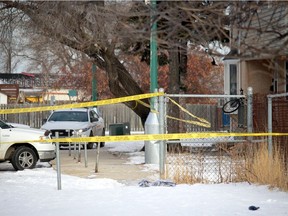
[50,146,159,185]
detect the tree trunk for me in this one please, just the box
[167,42,187,152]
[101,49,150,126]
[167,46,180,133]
[167,45,181,152]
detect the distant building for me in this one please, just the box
[0,73,82,103]
[0,91,8,104]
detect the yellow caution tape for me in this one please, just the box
[136,98,211,128]
[3,132,287,145]
[166,116,211,128]
[0,92,163,114]
[0,91,211,129]
[167,97,211,128]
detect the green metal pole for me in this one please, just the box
[150,0,158,109]
[92,64,97,101]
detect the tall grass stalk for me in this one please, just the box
[166,142,287,191]
[236,143,288,191]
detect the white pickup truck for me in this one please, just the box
[0,120,56,170]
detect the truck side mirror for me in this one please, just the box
[90,117,98,122]
[42,119,47,125]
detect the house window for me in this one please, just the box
[224,60,239,96]
[230,64,237,95]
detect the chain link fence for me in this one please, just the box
[267,92,288,163]
[164,93,252,183]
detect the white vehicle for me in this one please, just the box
[41,107,105,149]
[7,122,31,128]
[0,120,55,170]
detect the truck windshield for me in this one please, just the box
[48,111,88,122]
[0,120,12,129]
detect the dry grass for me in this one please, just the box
[234,143,288,191]
[166,142,288,191]
[172,166,202,184]
[166,150,222,185]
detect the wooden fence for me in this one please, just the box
[99,104,144,131]
[185,104,222,132]
[0,103,144,131]
[0,102,221,133]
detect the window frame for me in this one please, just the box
[224,59,240,95]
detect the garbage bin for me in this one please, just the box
[222,112,230,127]
[109,122,130,135]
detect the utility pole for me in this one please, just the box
[144,0,160,165]
[150,0,158,109]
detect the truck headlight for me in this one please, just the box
[74,128,90,134]
[44,130,51,136]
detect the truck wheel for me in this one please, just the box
[87,143,94,149]
[11,146,37,170]
[87,132,95,149]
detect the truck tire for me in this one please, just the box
[87,132,95,149]
[11,146,38,170]
[87,129,105,149]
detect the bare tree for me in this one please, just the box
[0,7,19,73]
[1,1,288,125]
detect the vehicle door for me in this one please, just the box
[89,110,103,136]
[0,121,13,156]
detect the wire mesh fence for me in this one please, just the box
[165,140,288,189]
[164,93,251,183]
[166,141,249,184]
[267,92,288,165]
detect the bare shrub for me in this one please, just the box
[166,141,287,191]
[166,145,236,184]
[235,143,288,191]
[166,153,205,184]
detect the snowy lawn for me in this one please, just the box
[0,140,288,216]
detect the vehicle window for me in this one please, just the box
[0,120,12,129]
[48,111,88,122]
[89,110,99,121]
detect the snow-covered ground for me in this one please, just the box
[0,141,287,216]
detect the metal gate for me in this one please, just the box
[160,88,254,183]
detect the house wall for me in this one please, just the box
[226,4,288,95]
[238,4,288,56]
[0,92,7,104]
[240,59,287,94]
[241,60,272,94]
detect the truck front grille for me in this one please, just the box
[50,129,73,138]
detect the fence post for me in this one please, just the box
[55,132,62,190]
[159,88,165,178]
[267,96,273,157]
[247,87,253,138]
